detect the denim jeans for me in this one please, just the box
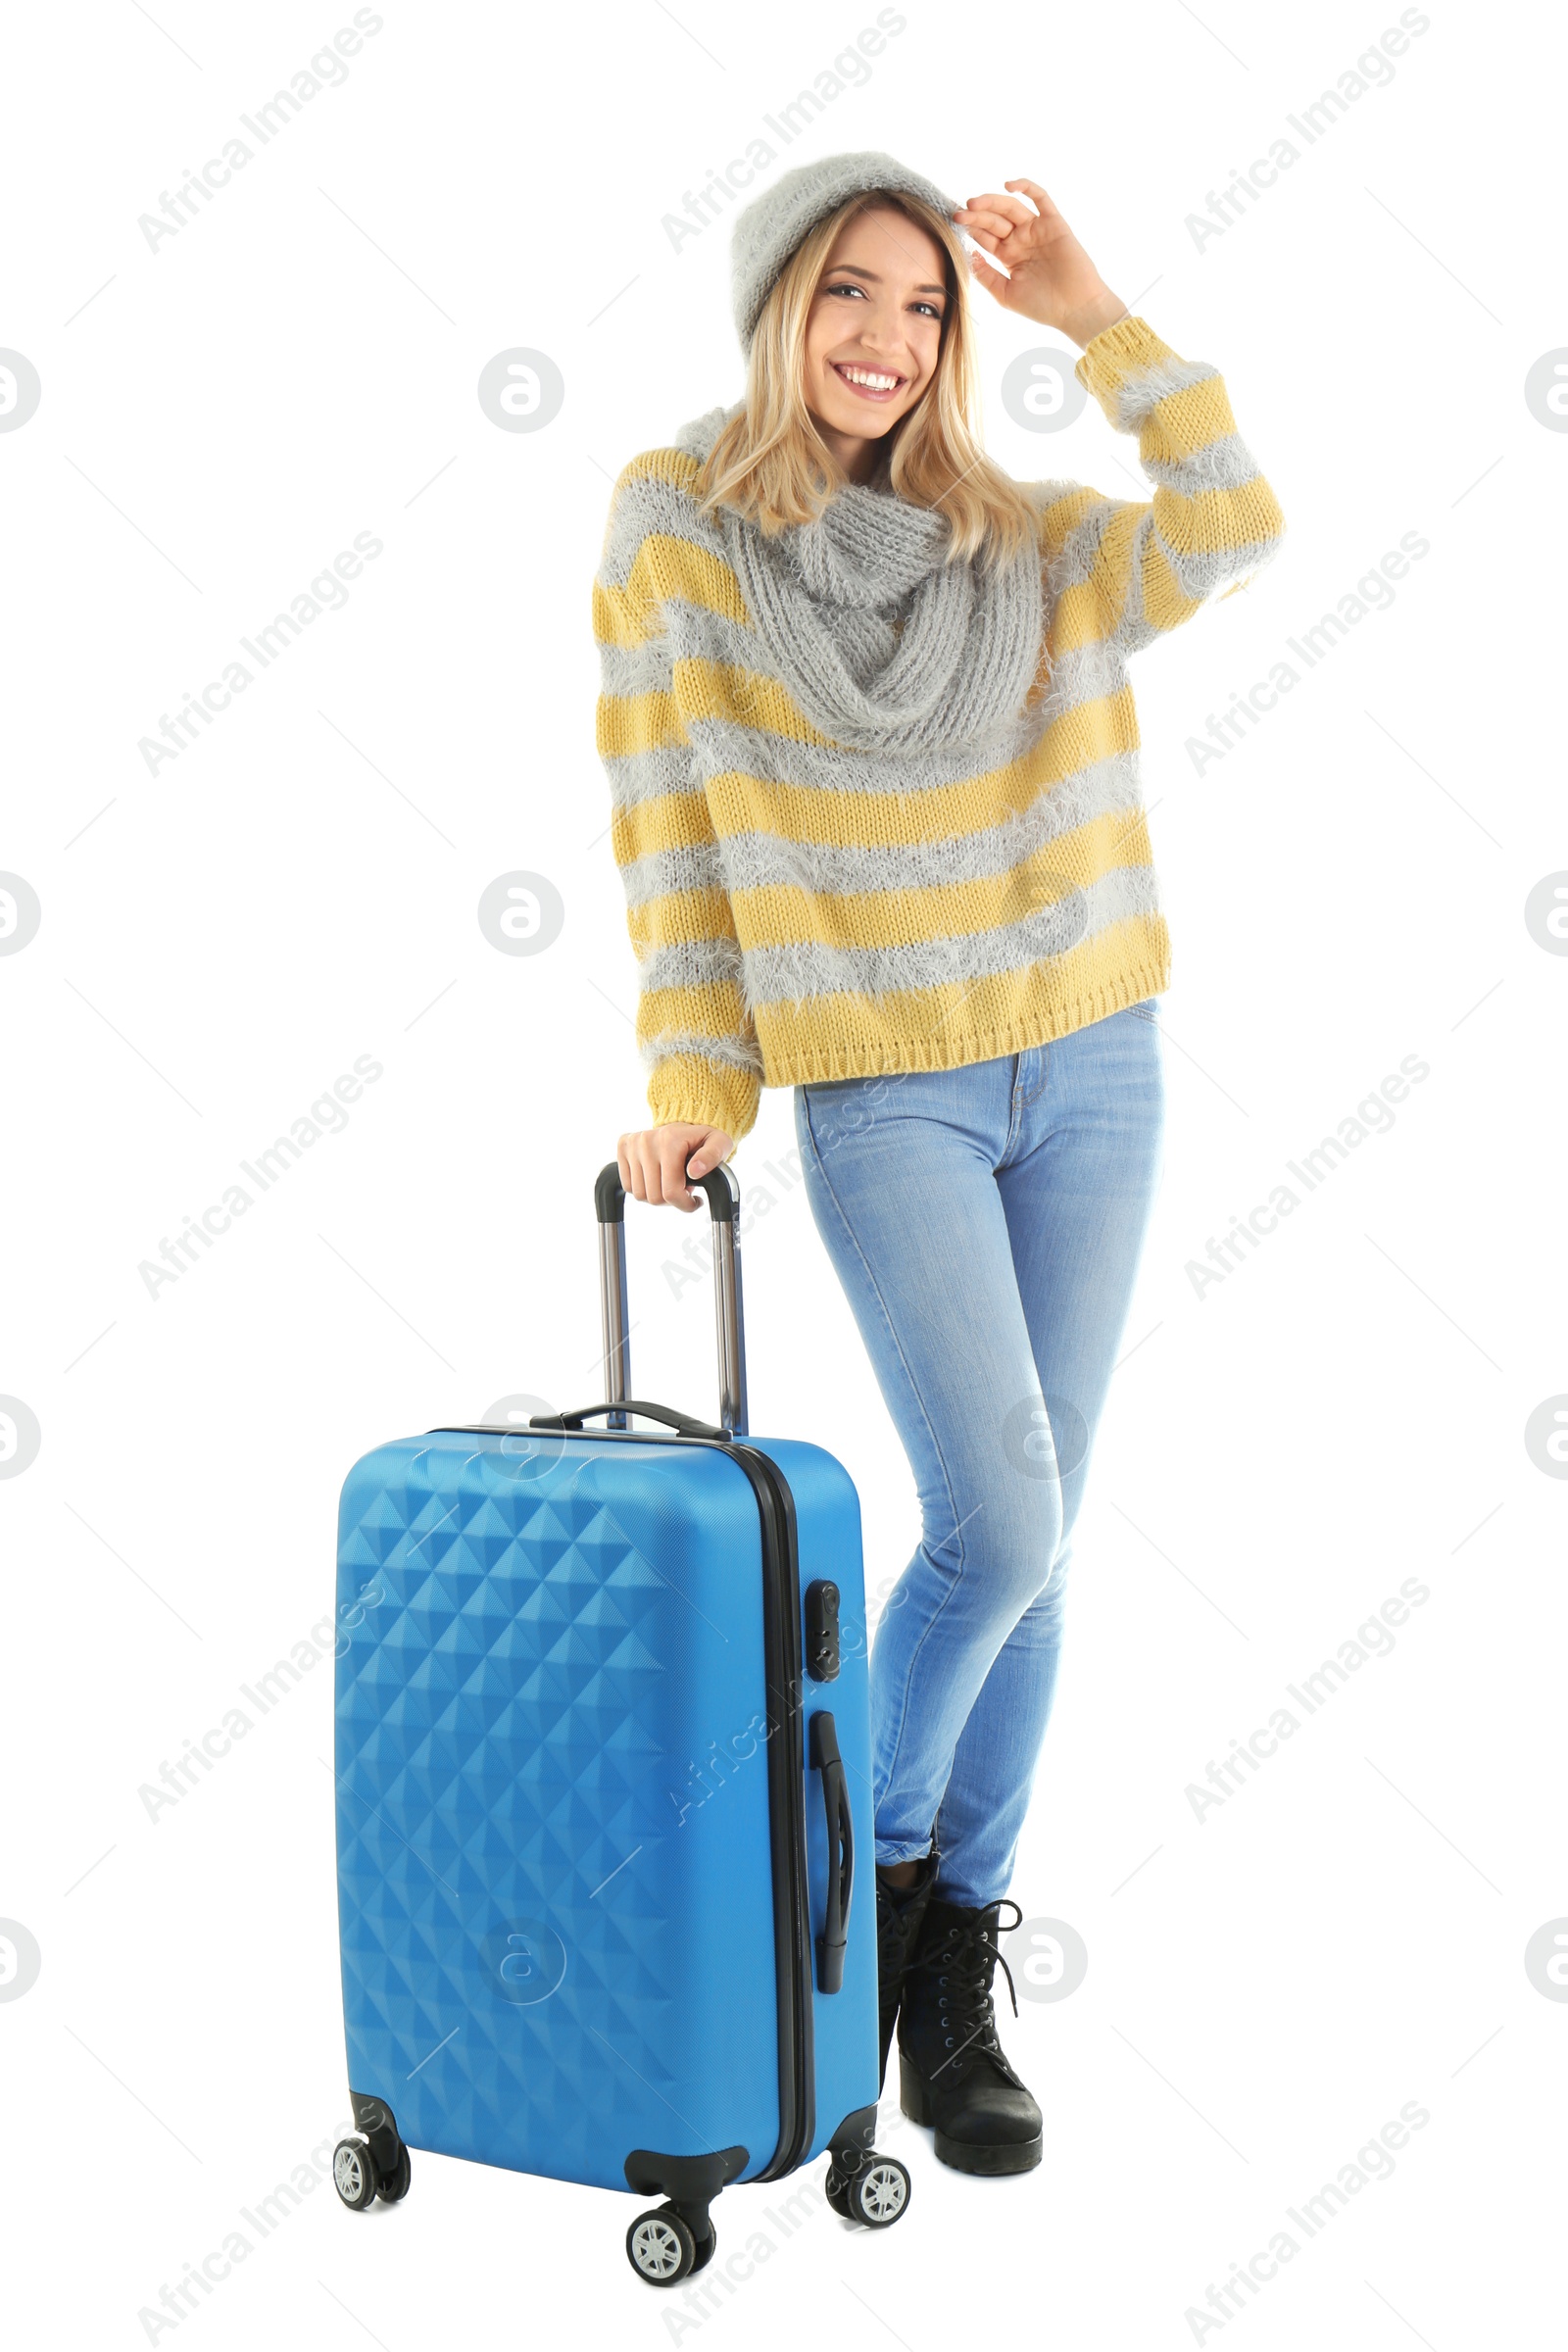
[793,1002,1165,1907]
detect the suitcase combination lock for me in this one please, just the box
[805,1580,841,1682]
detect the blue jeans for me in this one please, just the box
[793,1003,1165,1906]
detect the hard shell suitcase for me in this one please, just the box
[330,1163,909,2281]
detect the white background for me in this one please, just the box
[3,0,1563,2344]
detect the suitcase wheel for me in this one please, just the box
[332,2139,378,2212]
[332,2132,412,2211]
[826,2150,911,2230]
[626,2202,714,2286]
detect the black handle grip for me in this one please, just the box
[596,1160,736,1224]
[529,1398,726,1441]
[809,1711,854,1996]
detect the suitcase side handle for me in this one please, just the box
[593,1159,749,1438]
[809,1710,854,1996]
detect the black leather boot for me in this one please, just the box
[874,1853,938,2091]
[898,1895,1042,2175]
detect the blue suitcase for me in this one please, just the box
[330,1162,910,2282]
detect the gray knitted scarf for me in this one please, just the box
[673,404,1044,758]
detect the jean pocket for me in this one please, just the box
[1124,997,1160,1022]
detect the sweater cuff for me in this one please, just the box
[647,1054,760,1147]
[1075,315,1177,424]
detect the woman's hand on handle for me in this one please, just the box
[955,178,1128,348]
[617,1122,735,1212]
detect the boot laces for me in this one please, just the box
[929,1898,1023,2066]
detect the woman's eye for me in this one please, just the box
[825,284,941,318]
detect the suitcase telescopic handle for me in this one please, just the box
[809,1712,854,1995]
[590,1159,749,1438]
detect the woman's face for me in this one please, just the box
[802,204,950,468]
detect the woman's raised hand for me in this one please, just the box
[955,179,1129,348]
[616,1122,735,1212]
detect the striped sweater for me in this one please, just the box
[593,314,1284,1143]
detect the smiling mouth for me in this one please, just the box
[830,361,906,401]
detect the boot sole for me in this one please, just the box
[899,2057,1043,2176]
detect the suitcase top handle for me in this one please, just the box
[589,1159,749,1439]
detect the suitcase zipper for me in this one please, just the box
[725,1440,814,2179]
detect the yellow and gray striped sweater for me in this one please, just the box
[593,314,1284,1142]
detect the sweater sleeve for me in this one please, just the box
[1059,315,1285,656]
[592,458,762,1147]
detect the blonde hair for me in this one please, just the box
[693,189,1039,568]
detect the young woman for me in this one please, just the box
[594,151,1283,2178]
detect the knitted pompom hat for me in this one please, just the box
[730,150,961,352]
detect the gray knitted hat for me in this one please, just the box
[730,150,960,352]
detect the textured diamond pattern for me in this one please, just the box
[335,1434,781,2190]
